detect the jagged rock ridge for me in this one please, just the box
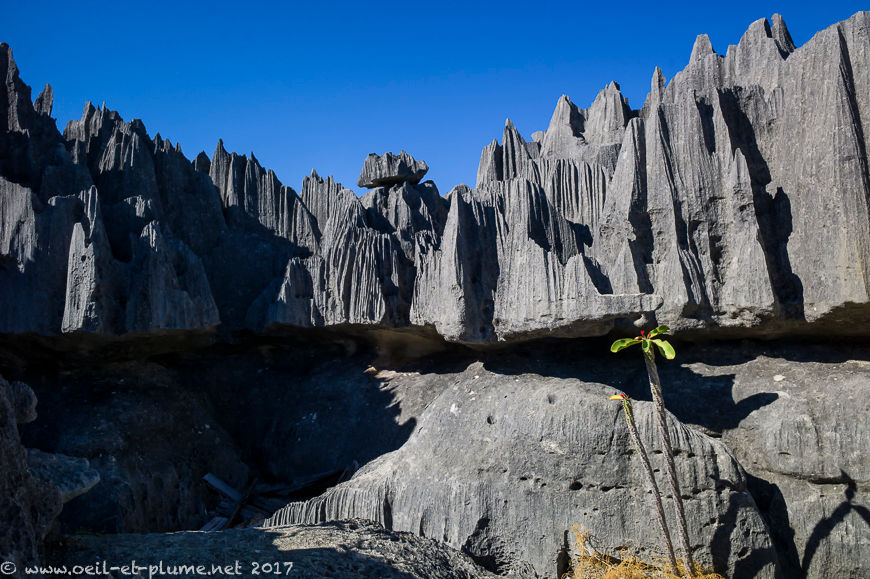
[2,13,870,345]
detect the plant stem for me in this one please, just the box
[619,397,680,575]
[644,349,695,576]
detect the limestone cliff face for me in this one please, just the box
[2,12,869,343]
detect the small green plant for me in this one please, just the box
[609,393,678,573]
[611,326,695,577]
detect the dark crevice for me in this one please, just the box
[696,98,716,154]
[583,255,613,294]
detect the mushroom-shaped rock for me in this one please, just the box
[26,449,101,504]
[357,151,429,188]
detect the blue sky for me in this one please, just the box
[3,1,866,195]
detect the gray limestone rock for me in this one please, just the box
[152,135,226,256]
[658,348,870,579]
[52,519,496,579]
[5,15,870,341]
[265,361,776,579]
[408,185,502,342]
[245,169,419,332]
[358,151,429,188]
[245,212,412,331]
[583,81,633,144]
[0,376,80,574]
[0,64,230,336]
[8,380,37,424]
[34,84,52,117]
[26,449,100,505]
[649,12,870,329]
[192,150,210,173]
[61,187,120,333]
[0,376,44,570]
[207,140,317,251]
[0,176,84,334]
[471,12,870,335]
[124,222,220,332]
[359,180,448,261]
[410,181,660,343]
[299,169,357,233]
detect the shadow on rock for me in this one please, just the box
[747,473,801,578]
[642,365,779,437]
[184,345,418,483]
[709,487,782,578]
[801,472,870,578]
[478,340,780,438]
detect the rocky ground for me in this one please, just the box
[48,519,496,579]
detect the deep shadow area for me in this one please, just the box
[686,338,870,367]
[166,341,418,483]
[14,335,418,535]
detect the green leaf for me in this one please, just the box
[642,339,651,354]
[648,325,671,338]
[610,338,641,353]
[652,339,676,360]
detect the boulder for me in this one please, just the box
[26,449,100,505]
[358,151,429,188]
[8,380,37,424]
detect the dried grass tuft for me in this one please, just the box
[564,525,727,579]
